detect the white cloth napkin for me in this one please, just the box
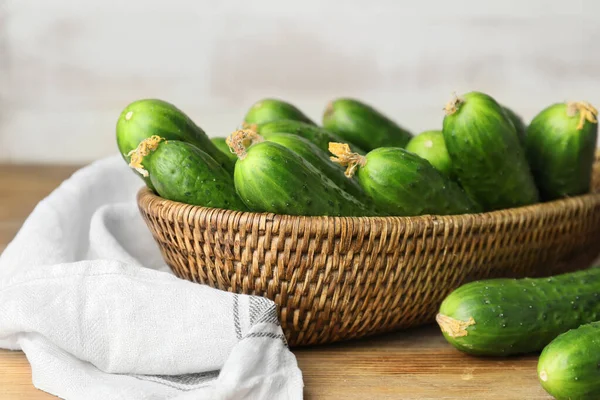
[0,155,303,400]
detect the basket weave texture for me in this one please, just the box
[137,153,600,346]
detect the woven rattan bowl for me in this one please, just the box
[137,154,600,347]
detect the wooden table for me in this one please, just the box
[0,164,552,400]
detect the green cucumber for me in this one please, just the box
[116,99,235,189]
[210,137,238,163]
[244,98,315,126]
[253,119,366,155]
[405,130,453,178]
[129,137,246,210]
[502,105,527,144]
[538,321,600,400]
[525,101,598,201]
[436,267,600,356]
[228,130,376,216]
[329,144,481,216]
[322,98,412,151]
[263,133,367,202]
[442,91,539,211]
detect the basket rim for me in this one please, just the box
[137,185,600,223]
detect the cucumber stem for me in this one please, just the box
[443,92,463,116]
[226,129,263,160]
[127,135,165,177]
[435,313,476,338]
[329,142,367,178]
[566,101,598,130]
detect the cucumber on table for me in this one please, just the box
[128,137,247,210]
[252,119,366,155]
[329,143,480,216]
[210,137,238,163]
[436,267,600,356]
[538,321,600,400]
[405,130,453,178]
[116,99,235,189]
[244,98,315,126]
[227,129,377,217]
[442,91,539,211]
[322,98,412,151]
[525,101,598,201]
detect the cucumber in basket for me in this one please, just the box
[263,133,368,202]
[128,136,247,211]
[405,130,453,179]
[322,98,413,151]
[436,267,600,356]
[442,91,539,211]
[538,321,600,400]
[249,119,366,155]
[210,137,238,163]
[525,101,598,201]
[329,143,480,216]
[116,99,236,189]
[243,98,315,126]
[227,129,377,216]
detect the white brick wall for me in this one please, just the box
[1,0,599,163]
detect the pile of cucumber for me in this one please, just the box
[116,92,598,218]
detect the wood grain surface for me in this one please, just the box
[0,164,552,399]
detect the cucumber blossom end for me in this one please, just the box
[443,92,464,116]
[329,142,367,178]
[226,129,264,161]
[240,121,258,132]
[566,101,598,130]
[128,135,166,177]
[436,314,476,338]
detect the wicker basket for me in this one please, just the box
[137,153,600,347]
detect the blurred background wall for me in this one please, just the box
[0,0,598,164]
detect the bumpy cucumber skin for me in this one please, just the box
[244,98,315,126]
[438,268,600,356]
[145,141,247,211]
[356,148,481,216]
[322,98,412,151]
[502,106,527,144]
[210,137,238,163]
[525,103,598,201]
[405,130,454,179]
[538,321,600,400]
[116,99,235,181]
[265,133,368,202]
[256,119,366,155]
[442,92,539,211]
[233,141,376,216]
